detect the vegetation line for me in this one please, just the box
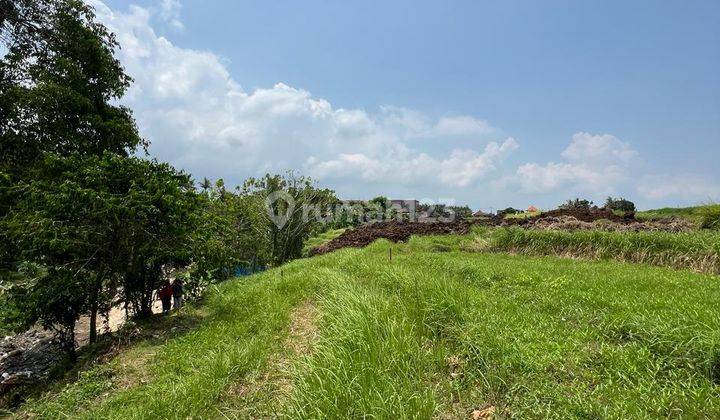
[465,228,720,275]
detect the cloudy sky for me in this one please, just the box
[92,0,719,210]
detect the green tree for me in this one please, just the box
[447,205,472,220]
[188,180,267,295]
[1,0,144,280]
[604,197,636,213]
[243,173,338,265]
[367,196,391,222]
[3,153,199,348]
[0,0,144,174]
[559,198,594,211]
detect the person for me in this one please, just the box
[172,278,184,310]
[159,280,173,314]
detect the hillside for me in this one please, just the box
[11,233,720,419]
[636,204,720,226]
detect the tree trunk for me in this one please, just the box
[89,280,100,344]
[63,324,77,362]
[89,300,98,344]
[88,273,104,344]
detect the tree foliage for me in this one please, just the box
[242,173,338,265]
[0,1,340,354]
[1,0,149,349]
[604,197,636,213]
[559,198,594,211]
[187,180,267,295]
[0,0,144,174]
[3,153,199,347]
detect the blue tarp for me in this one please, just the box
[234,265,267,276]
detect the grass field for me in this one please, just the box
[10,233,720,419]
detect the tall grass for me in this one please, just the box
[472,227,720,274]
[13,238,720,418]
[697,205,720,230]
[637,204,720,228]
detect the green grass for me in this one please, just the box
[503,210,542,220]
[302,228,346,256]
[9,236,720,419]
[637,204,720,226]
[470,227,720,275]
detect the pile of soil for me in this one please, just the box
[501,207,634,226]
[1,330,65,397]
[528,215,695,233]
[309,220,471,256]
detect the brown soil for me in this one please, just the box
[309,220,472,256]
[527,215,694,233]
[499,207,634,226]
[494,208,695,233]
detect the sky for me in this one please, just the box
[93,0,719,211]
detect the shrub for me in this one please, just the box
[698,205,720,230]
[559,198,593,211]
[497,207,520,216]
[605,197,636,213]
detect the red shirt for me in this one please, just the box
[159,285,173,299]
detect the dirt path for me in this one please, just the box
[223,300,320,416]
[74,299,164,347]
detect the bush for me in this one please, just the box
[498,207,520,216]
[559,198,593,211]
[605,197,636,213]
[698,205,720,230]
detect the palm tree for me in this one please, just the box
[200,177,212,193]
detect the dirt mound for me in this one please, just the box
[309,220,471,255]
[528,215,694,233]
[502,207,633,226]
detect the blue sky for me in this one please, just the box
[97,0,719,210]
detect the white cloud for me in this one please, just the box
[89,1,718,207]
[368,106,495,140]
[637,175,720,201]
[87,1,517,193]
[433,116,493,137]
[159,0,183,29]
[307,138,518,188]
[561,132,637,165]
[514,132,636,194]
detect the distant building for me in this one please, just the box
[527,205,539,213]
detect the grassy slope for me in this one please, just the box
[637,204,720,222]
[13,236,720,419]
[470,227,720,275]
[302,228,346,256]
